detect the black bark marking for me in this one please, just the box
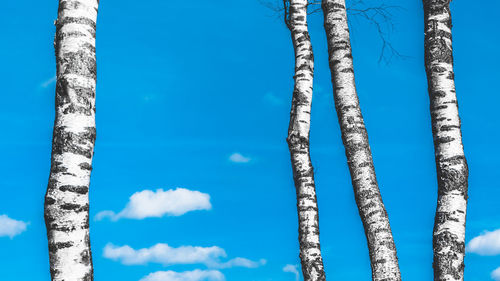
[49,241,74,252]
[56,17,96,30]
[45,196,56,205]
[440,125,460,131]
[51,127,96,158]
[59,50,97,80]
[59,185,89,194]
[79,162,93,171]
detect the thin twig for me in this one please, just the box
[261,0,407,63]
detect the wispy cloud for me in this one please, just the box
[228,153,251,164]
[466,229,500,255]
[41,76,56,88]
[492,267,500,281]
[103,243,225,266]
[263,91,284,106]
[95,188,211,221]
[103,243,265,269]
[313,84,325,95]
[283,264,300,281]
[214,257,266,269]
[140,270,225,281]
[0,215,28,238]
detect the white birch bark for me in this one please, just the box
[321,1,401,280]
[44,1,99,280]
[285,1,326,281]
[423,1,468,280]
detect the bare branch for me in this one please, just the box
[261,0,407,63]
[258,0,322,17]
[345,2,407,63]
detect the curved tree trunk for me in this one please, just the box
[285,1,326,281]
[423,1,469,281]
[44,1,99,280]
[321,1,401,280]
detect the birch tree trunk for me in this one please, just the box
[423,1,469,280]
[285,1,326,281]
[44,1,99,280]
[321,1,401,280]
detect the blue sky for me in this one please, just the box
[0,0,499,280]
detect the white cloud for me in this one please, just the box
[283,264,299,281]
[140,270,224,281]
[466,229,500,255]
[95,188,211,221]
[41,76,56,88]
[0,215,28,238]
[492,267,500,281]
[103,243,264,269]
[228,153,251,164]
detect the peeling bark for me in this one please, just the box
[423,1,468,281]
[44,1,99,280]
[285,1,326,281]
[321,1,401,280]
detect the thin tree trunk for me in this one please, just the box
[321,1,401,280]
[44,1,99,280]
[423,1,468,281]
[285,1,326,281]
